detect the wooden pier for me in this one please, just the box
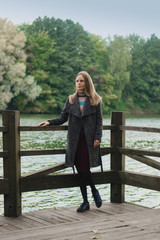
[0,202,160,239]
[0,110,160,239]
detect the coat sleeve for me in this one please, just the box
[94,102,103,141]
[48,97,69,125]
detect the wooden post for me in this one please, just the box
[2,110,21,217]
[110,111,125,203]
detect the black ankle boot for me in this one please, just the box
[92,189,102,208]
[77,202,90,212]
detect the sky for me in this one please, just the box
[0,0,160,39]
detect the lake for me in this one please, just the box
[0,114,160,215]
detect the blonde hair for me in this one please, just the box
[69,71,102,106]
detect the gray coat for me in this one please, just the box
[48,95,103,169]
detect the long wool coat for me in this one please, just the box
[48,95,103,169]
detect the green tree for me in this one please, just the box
[89,34,117,112]
[124,34,160,113]
[20,17,98,113]
[19,25,56,112]
[123,34,146,111]
[107,35,132,109]
[143,35,160,112]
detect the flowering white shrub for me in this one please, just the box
[0,18,41,110]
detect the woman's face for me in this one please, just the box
[76,75,85,93]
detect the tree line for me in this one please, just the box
[0,17,160,114]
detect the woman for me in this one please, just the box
[38,71,103,212]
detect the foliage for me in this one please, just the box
[19,17,117,113]
[107,35,132,109]
[19,17,97,112]
[123,34,160,113]
[1,16,160,114]
[19,24,56,112]
[89,34,117,111]
[0,18,41,111]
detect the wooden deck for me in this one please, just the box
[0,202,160,240]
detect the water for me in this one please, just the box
[0,114,160,215]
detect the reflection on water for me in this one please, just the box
[0,114,160,215]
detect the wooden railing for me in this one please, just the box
[0,110,160,217]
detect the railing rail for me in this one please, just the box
[119,125,160,133]
[0,110,160,217]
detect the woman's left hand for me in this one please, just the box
[94,140,100,148]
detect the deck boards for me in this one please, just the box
[0,202,160,240]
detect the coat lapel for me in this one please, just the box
[82,96,96,117]
[68,95,96,118]
[68,95,82,118]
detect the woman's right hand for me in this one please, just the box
[37,121,50,127]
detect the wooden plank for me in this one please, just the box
[110,210,160,239]
[0,178,8,194]
[22,162,66,178]
[19,125,68,131]
[26,209,68,225]
[19,125,114,132]
[37,208,80,224]
[2,110,21,217]
[119,125,160,133]
[100,228,159,240]
[101,147,116,156]
[0,126,8,132]
[0,215,43,231]
[127,233,160,240]
[21,171,116,192]
[110,111,125,203]
[51,206,91,221]
[98,202,149,215]
[0,206,159,240]
[0,222,21,233]
[112,206,158,223]
[126,154,160,170]
[0,203,158,240]
[20,147,114,157]
[119,170,160,191]
[47,221,135,240]
[103,125,115,130]
[23,212,54,226]
[0,219,133,240]
[20,149,66,156]
[119,147,160,157]
[0,217,126,238]
[0,151,8,158]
